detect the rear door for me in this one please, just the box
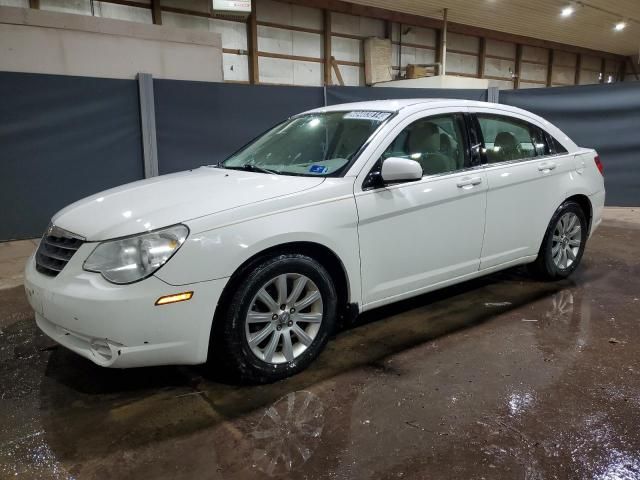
[473,108,573,269]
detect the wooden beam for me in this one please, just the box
[518,78,547,85]
[151,0,162,25]
[574,53,582,85]
[331,56,344,85]
[257,21,322,35]
[514,44,522,89]
[384,19,393,40]
[247,0,259,84]
[29,0,39,8]
[447,48,478,57]
[478,37,486,78]
[279,0,625,62]
[434,26,442,75]
[627,57,639,81]
[599,57,606,84]
[546,49,554,87]
[439,8,448,75]
[617,60,626,82]
[323,10,332,85]
[391,41,435,51]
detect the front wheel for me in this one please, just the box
[529,200,588,280]
[209,254,337,384]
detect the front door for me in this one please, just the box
[356,111,487,308]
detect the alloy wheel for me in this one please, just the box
[244,273,323,364]
[551,212,582,269]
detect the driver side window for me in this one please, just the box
[381,114,466,177]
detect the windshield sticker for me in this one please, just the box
[309,165,329,174]
[344,111,391,121]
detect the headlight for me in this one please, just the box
[83,224,189,284]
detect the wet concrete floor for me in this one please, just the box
[1,219,640,479]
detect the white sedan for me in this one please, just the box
[24,99,605,383]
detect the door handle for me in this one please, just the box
[456,177,482,189]
[538,161,557,172]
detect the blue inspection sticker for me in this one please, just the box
[309,165,329,174]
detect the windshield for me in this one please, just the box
[221,110,392,176]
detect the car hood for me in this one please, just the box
[52,167,325,241]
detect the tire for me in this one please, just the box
[528,200,588,280]
[209,253,337,384]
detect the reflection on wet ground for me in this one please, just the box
[1,220,640,479]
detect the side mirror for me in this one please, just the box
[381,157,423,184]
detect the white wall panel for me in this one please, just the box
[332,63,363,86]
[0,0,29,7]
[447,52,477,75]
[293,60,322,85]
[448,32,478,53]
[258,56,322,86]
[223,52,248,81]
[486,39,515,59]
[331,35,361,63]
[521,62,547,82]
[400,25,436,47]
[210,18,247,50]
[579,69,600,84]
[551,65,574,84]
[258,25,294,54]
[259,56,293,84]
[256,0,322,29]
[485,57,514,78]
[554,50,577,67]
[256,0,291,24]
[162,11,208,30]
[581,55,601,70]
[292,31,321,57]
[359,16,384,37]
[39,0,91,15]
[331,12,383,38]
[162,0,207,14]
[94,2,152,24]
[522,45,547,63]
[291,4,322,30]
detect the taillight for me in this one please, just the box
[594,154,604,176]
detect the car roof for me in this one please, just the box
[304,98,486,114]
[302,98,579,151]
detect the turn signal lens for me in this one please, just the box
[155,291,193,306]
[594,155,604,176]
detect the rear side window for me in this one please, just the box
[547,134,568,154]
[477,115,539,163]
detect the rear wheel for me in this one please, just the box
[209,254,337,384]
[529,201,588,280]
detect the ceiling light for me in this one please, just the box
[614,21,626,31]
[561,6,574,17]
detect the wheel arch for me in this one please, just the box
[564,194,593,233]
[210,241,352,345]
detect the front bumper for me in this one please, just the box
[24,247,227,368]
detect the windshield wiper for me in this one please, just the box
[223,164,281,175]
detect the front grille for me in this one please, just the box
[35,225,85,277]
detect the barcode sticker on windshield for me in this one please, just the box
[344,111,391,121]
